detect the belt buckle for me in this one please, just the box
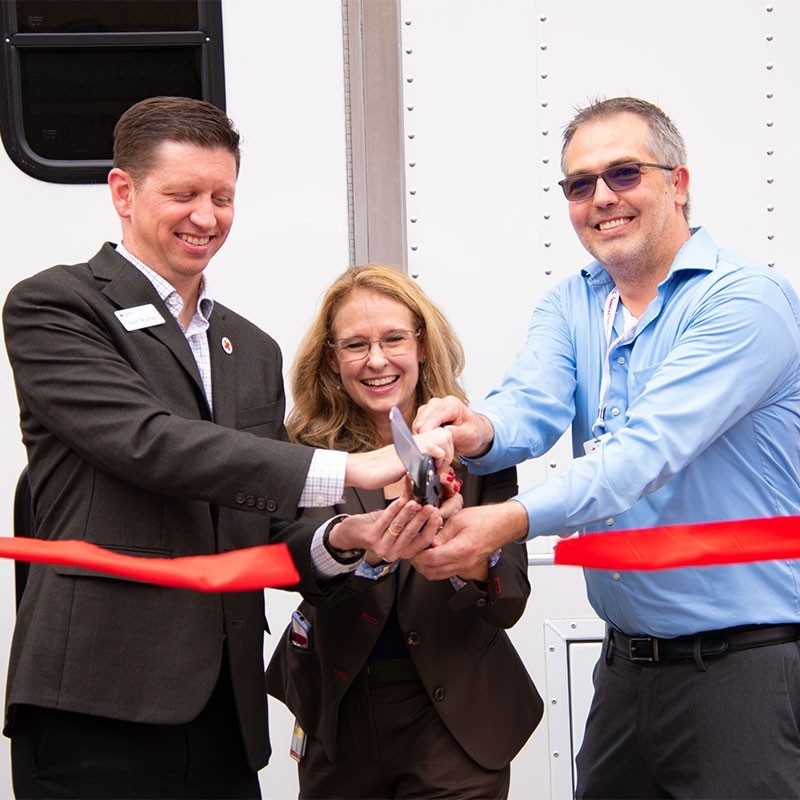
[628,636,659,662]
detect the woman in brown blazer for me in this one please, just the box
[267,265,543,799]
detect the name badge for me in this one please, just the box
[583,431,612,456]
[115,304,166,331]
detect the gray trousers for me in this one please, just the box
[575,638,800,799]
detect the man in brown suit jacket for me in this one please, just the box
[2,97,450,799]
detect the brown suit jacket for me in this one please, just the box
[2,243,332,770]
[266,467,544,771]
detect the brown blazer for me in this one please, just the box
[266,467,544,771]
[2,243,333,771]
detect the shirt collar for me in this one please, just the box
[115,241,214,321]
[580,226,718,288]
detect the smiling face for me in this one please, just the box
[108,140,237,294]
[563,112,690,285]
[329,289,422,442]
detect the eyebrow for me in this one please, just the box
[564,156,645,176]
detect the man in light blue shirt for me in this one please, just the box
[414,97,800,798]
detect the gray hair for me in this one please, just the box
[561,97,690,220]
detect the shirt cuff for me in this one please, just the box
[355,559,400,581]
[299,450,347,508]
[310,517,360,579]
[449,549,503,591]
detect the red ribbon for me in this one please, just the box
[1,537,299,591]
[554,515,800,571]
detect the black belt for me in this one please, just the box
[608,623,800,666]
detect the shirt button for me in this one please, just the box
[606,518,614,526]
[266,499,278,512]
[314,494,326,506]
[612,572,621,581]
[476,598,487,608]
[433,687,446,702]
[611,407,620,416]
[617,356,625,364]
[406,632,420,647]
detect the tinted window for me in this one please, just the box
[0,0,224,183]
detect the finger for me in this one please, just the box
[385,505,439,560]
[439,492,463,520]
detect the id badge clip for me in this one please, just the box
[583,431,611,456]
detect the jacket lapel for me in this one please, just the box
[207,307,236,427]
[93,244,206,402]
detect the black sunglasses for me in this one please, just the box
[558,162,676,201]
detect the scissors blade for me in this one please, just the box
[389,407,441,506]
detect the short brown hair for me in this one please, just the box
[113,96,240,179]
[287,265,467,452]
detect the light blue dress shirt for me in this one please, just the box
[466,228,800,636]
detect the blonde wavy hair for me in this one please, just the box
[287,265,467,451]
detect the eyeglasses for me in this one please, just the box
[327,328,422,362]
[558,162,676,202]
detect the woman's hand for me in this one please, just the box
[327,497,443,564]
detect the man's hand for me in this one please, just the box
[412,396,494,458]
[328,498,443,564]
[344,427,454,490]
[411,501,529,581]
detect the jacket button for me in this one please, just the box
[476,598,487,608]
[256,498,266,510]
[433,687,446,702]
[406,631,420,647]
[246,495,256,507]
[235,493,245,504]
[266,499,278,512]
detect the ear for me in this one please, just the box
[327,347,340,376]
[672,165,690,210]
[108,168,135,219]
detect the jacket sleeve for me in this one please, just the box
[446,465,531,628]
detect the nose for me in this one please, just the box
[189,196,217,228]
[364,340,389,367]
[592,176,619,207]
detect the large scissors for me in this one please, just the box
[389,406,442,507]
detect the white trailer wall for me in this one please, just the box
[0,2,798,799]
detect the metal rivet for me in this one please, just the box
[551,698,558,704]
[767,205,774,211]
[766,35,773,41]
[543,186,550,191]
[540,15,547,21]
[541,101,549,107]
[406,76,414,83]
[540,43,548,50]
[404,18,412,25]
[405,48,412,54]
[409,161,416,167]
[541,130,549,136]
[767,234,774,240]
[410,245,418,251]
[766,63,774,70]
[407,105,415,111]
[553,752,560,758]
[767,177,774,183]
[411,272,419,278]
[408,133,415,139]
[542,158,550,164]
[766,120,774,127]
[766,92,774,99]
[544,242,551,247]
[549,461,557,468]
[543,214,551,220]
[540,73,548,79]
[548,646,555,652]
[205,36,211,42]
[766,5,774,11]
[768,262,775,268]
[545,269,552,276]
[570,623,577,629]
[410,217,417,223]
[767,149,774,156]
[409,189,416,195]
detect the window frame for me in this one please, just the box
[0,0,226,183]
